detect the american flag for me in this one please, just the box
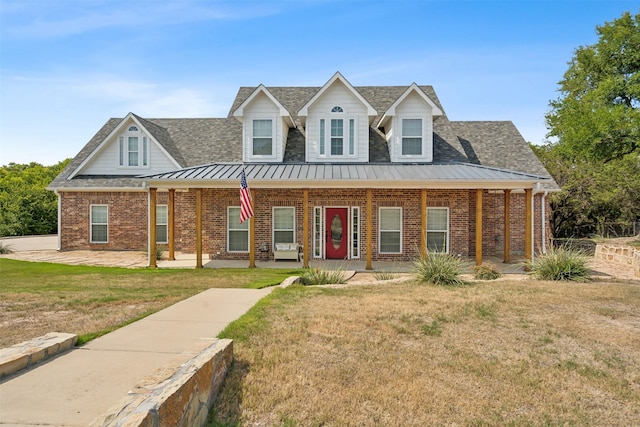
[239,168,253,223]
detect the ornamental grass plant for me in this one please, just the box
[413,252,466,286]
[528,246,591,281]
[300,267,347,285]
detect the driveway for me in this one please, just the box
[1,235,57,251]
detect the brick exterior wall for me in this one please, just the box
[59,188,551,261]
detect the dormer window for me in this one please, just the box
[318,107,357,157]
[119,125,148,168]
[252,119,274,156]
[401,118,423,155]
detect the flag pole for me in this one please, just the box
[239,163,256,268]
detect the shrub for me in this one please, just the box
[374,270,396,281]
[473,262,502,280]
[0,241,12,254]
[413,252,465,286]
[300,267,346,285]
[528,246,591,281]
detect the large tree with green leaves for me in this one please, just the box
[546,11,640,163]
[0,160,70,237]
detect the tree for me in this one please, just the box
[0,160,70,237]
[546,11,640,163]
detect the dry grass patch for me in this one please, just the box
[211,279,640,426]
[0,259,296,347]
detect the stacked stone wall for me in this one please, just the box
[595,244,640,278]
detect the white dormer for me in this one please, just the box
[233,85,293,163]
[298,72,377,163]
[68,113,181,178]
[378,84,443,163]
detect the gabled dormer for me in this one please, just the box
[233,85,293,163]
[377,83,443,163]
[298,72,377,163]
[68,113,182,179]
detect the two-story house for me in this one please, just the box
[48,72,558,268]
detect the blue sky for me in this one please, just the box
[0,0,637,165]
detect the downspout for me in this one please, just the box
[541,191,548,254]
[55,190,61,251]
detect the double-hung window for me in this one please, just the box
[252,119,273,156]
[156,205,168,244]
[90,205,108,244]
[228,207,249,252]
[401,118,423,155]
[379,207,402,254]
[319,106,356,157]
[273,207,295,245]
[119,125,148,167]
[427,208,449,253]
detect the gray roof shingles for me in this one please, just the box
[49,83,558,190]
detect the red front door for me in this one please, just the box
[325,208,348,259]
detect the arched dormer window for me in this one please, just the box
[119,125,148,168]
[331,106,344,113]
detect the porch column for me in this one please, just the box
[366,189,373,270]
[525,188,533,262]
[249,189,256,268]
[195,188,203,269]
[420,189,427,258]
[168,189,175,261]
[303,189,309,268]
[149,187,157,268]
[475,189,483,266]
[503,189,511,263]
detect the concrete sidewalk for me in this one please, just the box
[0,287,273,426]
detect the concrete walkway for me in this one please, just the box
[0,287,273,426]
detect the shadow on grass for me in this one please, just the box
[207,358,250,427]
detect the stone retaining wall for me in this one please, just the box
[95,339,233,427]
[595,243,640,278]
[0,332,77,378]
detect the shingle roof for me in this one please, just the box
[49,83,558,191]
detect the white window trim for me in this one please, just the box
[227,206,250,253]
[398,116,426,158]
[156,204,168,244]
[351,206,360,259]
[313,206,323,258]
[272,206,296,245]
[90,204,108,244]
[249,117,276,159]
[118,126,150,169]
[378,207,403,254]
[427,207,450,254]
[318,114,358,158]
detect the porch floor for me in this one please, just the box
[157,253,529,274]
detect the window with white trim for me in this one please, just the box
[252,119,273,156]
[227,207,249,252]
[273,207,295,245]
[427,207,449,253]
[90,205,108,243]
[313,207,322,258]
[351,207,360,258]
[318,107,357,157]
[401,118,422,155]
[156,205,168,244]
[379,207,402,254]
[119,125,148,167]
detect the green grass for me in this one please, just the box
[0,258,299,347]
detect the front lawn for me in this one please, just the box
[0,258,297,346]
[211,278,640,426]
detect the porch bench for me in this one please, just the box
[274,243,300,261]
